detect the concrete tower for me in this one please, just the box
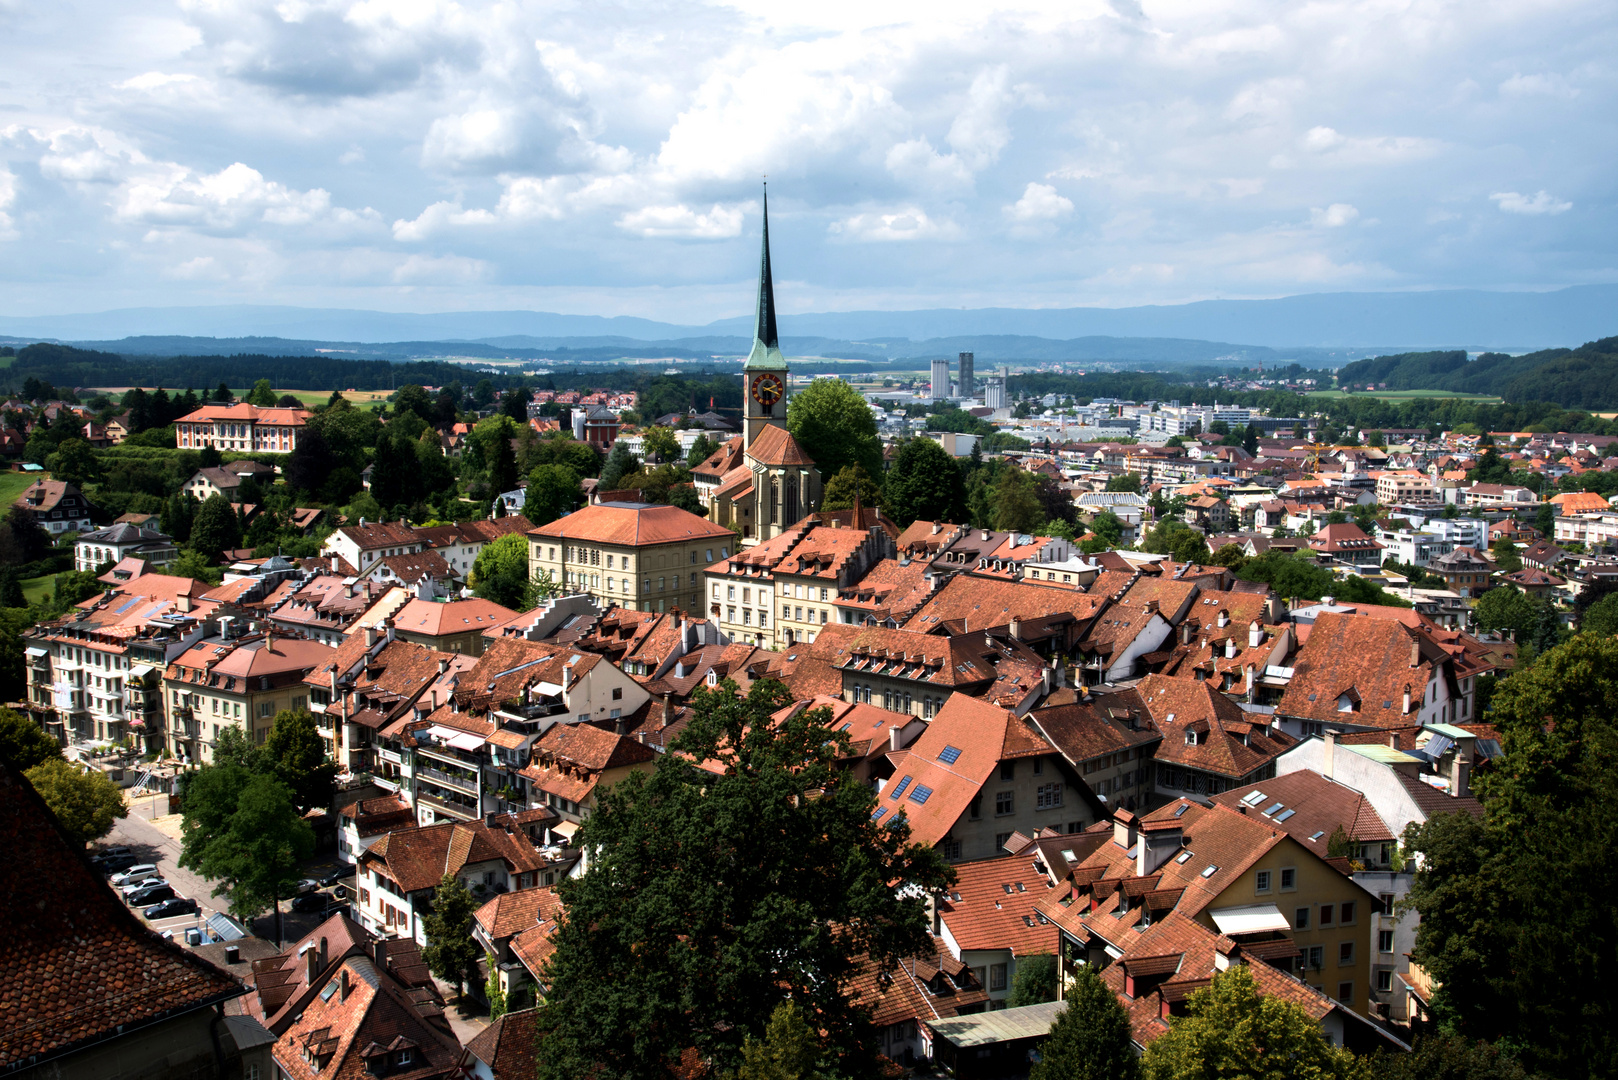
[958,352,975,398]
[930,356,951,400]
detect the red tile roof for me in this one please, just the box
[0,767,245,1071]
[1136,674,1295,781]
[528,502,734,545]
[1278,612,1442,729]
[745,423,816,466]
[1209,769,1394,857]
[177,402,309,426]
[938,855,1062,955]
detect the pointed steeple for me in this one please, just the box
[743,185,788,372]
[755,186,779,348]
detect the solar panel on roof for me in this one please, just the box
[938,745,962,765]
[114,596,142,614]
[908,785,933,804]
[872,807,887,821]
[890,776,912,799]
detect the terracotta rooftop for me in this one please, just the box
[528,501,734,546]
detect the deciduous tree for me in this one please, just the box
[786,378,883,482]
[1030,962,1137,1080]
[537,678,954,1079]
[0,707,64,772]
[526,464,582,526]
[25,758,127,847]
[1006,954,1058,1007]
[190,493,241,562]
[422,874,483,997]
[883,438,967,526]
[1473,587,1538,640]
[263,710,338,812]
[179,753,314,925]
[471,532,530,610]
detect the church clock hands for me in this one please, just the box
[751,373,784,408]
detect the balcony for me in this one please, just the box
[418,766,479,796]
[417,791,478,820]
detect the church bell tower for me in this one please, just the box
[742,186,789,452]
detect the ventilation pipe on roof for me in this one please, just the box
[561,666,573,693]
[1403,683,1412,715]
[1217,609,1230,628]
[1323,730,1335,778]
[1410,639,1422,668]
[1245,664,1256,700]
[1249,620,1263,649]
[1225,637,1237,660]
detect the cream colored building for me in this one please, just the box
[528,502,736,615]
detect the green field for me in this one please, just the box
[230,388,393,407]
[20,574,54,605]
[0,471,42,507]
[1308,389,1504,403]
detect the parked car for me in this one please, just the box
[96,845,134,859]
[120,877,168,898]
[93,854,140,875]
[126,883,175,907]
[111,864,162,887]
[289,893,329,913]
[143,897,199,919]
[291,878,320,895]
[319,869,350,888]
[334,884,353,902]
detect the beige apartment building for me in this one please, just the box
[528,501,736,615]
[163,625,334,763]
[1374,471,1438,506]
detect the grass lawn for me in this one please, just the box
[1307,389,1504,403]
[231,388,394,407]
[20,574,54,605]
[0,470,42,506]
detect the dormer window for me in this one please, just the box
[1184,730,1199,746]
[397,1049,413,1066]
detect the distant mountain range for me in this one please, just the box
[0,283,1612,352]
[1336,336,1618,411]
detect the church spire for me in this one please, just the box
[755,185,779,348]
[743,185,788,372]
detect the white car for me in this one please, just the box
[120,877,167,898]
[110,864,161,887]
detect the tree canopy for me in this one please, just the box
[883,438,967,526]
[0,707,64,772]
[421,874,483,996]
[787,379,884,482]
[1403,633,1618,1079]
[537,678,954,1079]
[1030,962,1137,1080]
[25,758,127,847]
[471,532,531,610]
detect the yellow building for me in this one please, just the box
[163,628,335,762]
[527,502,735,615]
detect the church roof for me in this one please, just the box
[746,424,815,467]
[743,186,789,372]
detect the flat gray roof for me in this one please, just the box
[929,1001,1065,1047]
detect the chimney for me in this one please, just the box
[1323,729,1336,778]
[178,593,192,613]
[339,966,351,1002]
[438,657,449,674]
[304,945,320,985]
[1143,599,1159,615]
[265,629,274,655]
[1388,732,1399,749]
[561,666,573,693]
[889,726,902,753]
[1248,620,1262,649]
[373,939,388,971]
[981,529,990,541]
[1410,639,1421,668]
[662,693,674,723]
[1245,663,1256,697]
[331,555,340,572]
[1402,683,1412,714]
[365,625,378,648]
[1180,622,1192,645]
[1112,809,1138,852]
[931,522,941,535]
[1451,753,1471,798]
[1009,618,1022,641]
[1217,608,1229,628]
[1225,637,1237,659]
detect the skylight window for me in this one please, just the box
[1175,850,1194,864]
[1174,803,1191,818]
[938,745,963,765]
[1201,865,1219,878]
[1275,808,1297,823]
[872,807,888,821]
[890,776,913,799]
[1309,830,1327,842]
[1241,790,1265,806]
[908,785,934,805]
[1262,802,1285,817]
[320,978,340,1002]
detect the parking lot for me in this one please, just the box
[98,801,359,947]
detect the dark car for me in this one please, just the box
[319,869,350,888]
[144,897,199,919]
[289,893,330,913]
[126,883,175,907]
[93,854,140,875]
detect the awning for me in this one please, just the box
[25,646,49,658]
[550,820,580,839]
[129,663,156,678]
[1208,903,1292,935]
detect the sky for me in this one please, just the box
[1,0,1614,324]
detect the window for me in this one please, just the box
[820,609,828,624]
[942,836,961,860]
[1308,946,1324,970]
[907,785,934,805]
[890,776,913,799]
[1036,783,1063,809]
[1295,907,1311,930]
[989,963,1007,992]
[1339,941,1355,965]
[612,687,623,700]
[1378,929,1394,953]
[1280,867,1296,891]
[1339,901,1355,924]
[1320,904,1334,927]
[1033,757,1044,775]
[1000,761,1015,781]
[1376,969,1394,994]
[969,795,982,820]
[1337,981,1353,1003]
[259,702,274,718]
[728,585,736,600]
[995,791,1014,815]
[938,745,962,765]
[1255,870,1272,893]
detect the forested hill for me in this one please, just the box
[1336,336,1618,409]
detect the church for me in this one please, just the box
[693,191,823,544]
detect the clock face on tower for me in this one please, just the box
[751,373,784,409]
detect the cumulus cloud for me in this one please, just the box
[1310,203,1359,227]
[1490,190,1573,215]
[0,0,1609,314]
[829,208,957,242]
[1006,182,1073,222]
[616,203,745,239]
